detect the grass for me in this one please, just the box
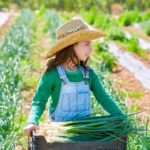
[140,19,150,36]
[92,40,118,72]
[56,114,134,142]
[130,104,141,112]
[80,6,97,25]
[15,8,61,149]
[118,9,141,26]
[22,72,39,90]
[120,91,144,100]
[28,53,41,71]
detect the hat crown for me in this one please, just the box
[56,19,88,40]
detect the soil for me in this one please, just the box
[112,41,150,70]
[110,64,150,123]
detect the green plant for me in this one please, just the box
[80,6,97,24]
[45,10,61,40]
[118,9,141,26]
[93,13,110,29]
[140,10,150,21]
[92,41,118,72]
[140,19,150,36]
[108,28,148,59]
[22,72,39,90]
[124,38,148,59]
[58,114,134,142]
[90,42,150,150]
[108,27,126,41]
[120,91,144,99]
[0,9,34,149]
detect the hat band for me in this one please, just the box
[57,26,88,40]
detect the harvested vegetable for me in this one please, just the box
[38,113,140,143]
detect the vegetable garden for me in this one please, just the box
[0,1,150,149]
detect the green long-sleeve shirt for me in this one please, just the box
[26,66,124,125]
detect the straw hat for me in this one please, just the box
[46,18,106,59]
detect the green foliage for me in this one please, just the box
[118,9,141,26]
[90,58,150,148]
[80,6,97,24]
[59,10,74,21]
[28,54,41,71]
[125,38,147,59]
[60,114,134,142]
[93,41,118,72]
[125,0,150,11]
[31,5,48,42]
[140,19,150,36]
[120,91,144,99]
[0,9,34,149]
[127,114,150,150]
[0,0,150,13]
[108,27,126,41]
[91,57,128,114]
[22,72,39,90]
[108,28,148,59]
[140,10,150,21]
[126,38,140,52]
[45,10,61,40]
[94,13,109,29]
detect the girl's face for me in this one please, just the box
[74,41,93,61]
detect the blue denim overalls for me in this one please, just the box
[49,64,91,122]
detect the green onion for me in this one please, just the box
[52,113,139,142]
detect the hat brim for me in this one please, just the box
[46,29,106,59]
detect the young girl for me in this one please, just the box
[24,18,126,137]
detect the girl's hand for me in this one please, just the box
[23,124,38,137]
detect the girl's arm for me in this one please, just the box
[26,71,52,125]
[90,67,125,115]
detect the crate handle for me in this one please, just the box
[31,130,36,136]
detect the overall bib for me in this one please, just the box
[49,65,91,122]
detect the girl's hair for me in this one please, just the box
[45,43,91,72]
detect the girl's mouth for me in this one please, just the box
[85,53,89,57]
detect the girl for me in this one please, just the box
[24,18,126,137]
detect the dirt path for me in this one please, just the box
[122,25,150,42]
[110,65,150,127]
[110,41,150,72]
[107,42,150,122]
[0,10,19,39]
[0,12,10,27]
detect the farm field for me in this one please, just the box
[0,1,150,150]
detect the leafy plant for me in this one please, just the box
[0,9,34,149]
[108,27,126,41]
[140,19,150,36]
[92,41,118,72]
[118,9,141,26]
[93,13,111,29]
[80,6,97,25]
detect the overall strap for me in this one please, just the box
[56,65,69,82]
[79,65,89,79]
